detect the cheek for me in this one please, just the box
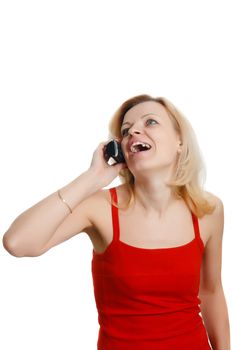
[156,138,178,158]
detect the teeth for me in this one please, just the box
[130,141,151,153]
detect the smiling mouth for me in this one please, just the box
[130,143,152,153]
[129,147,153,156]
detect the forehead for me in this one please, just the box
[122,101,170,124]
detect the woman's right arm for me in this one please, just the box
[2,140,127,257]
[2,169,102,257]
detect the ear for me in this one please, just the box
[177,141,182,153]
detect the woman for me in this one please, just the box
[2,94,230,349]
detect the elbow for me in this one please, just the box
[2,234,23,257]
[2,230,47,257]
[2,231,40,257]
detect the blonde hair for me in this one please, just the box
[108,94,216,218]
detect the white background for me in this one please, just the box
[0,0,232,349]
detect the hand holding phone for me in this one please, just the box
[88,140,127,189]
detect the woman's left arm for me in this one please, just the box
[199,196,231,350]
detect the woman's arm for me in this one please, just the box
[2,141,126,257]
[199,197,231,350]
[200,286,230,350]
[2,169,101,257]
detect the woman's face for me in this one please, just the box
[120,101,181,172]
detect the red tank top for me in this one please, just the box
[91,187,212,350]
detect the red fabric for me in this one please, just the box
[91,187,212,349]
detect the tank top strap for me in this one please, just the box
[191,211,200,239]
[191,211,204,252]
[109,187,120,242]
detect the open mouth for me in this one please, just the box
[130,143,152,153]
[129,143,153,155]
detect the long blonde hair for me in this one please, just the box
[108,94,216,218]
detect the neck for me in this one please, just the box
[133,177,180,218]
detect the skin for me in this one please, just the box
[119,100,182,218]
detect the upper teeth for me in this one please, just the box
[130,141,151,153]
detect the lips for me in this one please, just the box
[129,148,153,157]
[128,144,154,158]
[128,138,152,152]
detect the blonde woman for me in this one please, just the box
[3,94,230,349]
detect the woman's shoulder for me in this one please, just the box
[87,184,128,205]
[201,190,224,241]
[203,190,224,209]
[101,184,129,203]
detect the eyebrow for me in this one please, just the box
[121,113,159,128]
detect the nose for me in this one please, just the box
[128,128,141,136]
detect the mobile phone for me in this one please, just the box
[104,139,126,163]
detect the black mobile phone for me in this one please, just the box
[104,139,126,163]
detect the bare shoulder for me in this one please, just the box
[83,187,109,223]
[84,185,125,251]
[204,190,223,205]
[84,185,122,229]
[95,183,129,204]
[86,183,130,232]
[204,190,224,216]
[202,190,224,240]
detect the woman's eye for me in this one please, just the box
[121,119,157,137]
[121,128,129,136]
[146,118,157,125]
